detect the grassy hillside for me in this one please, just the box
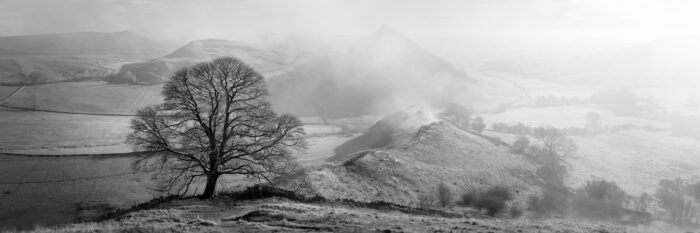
[482,106,699,195]
[301,108,538,206]
[568,130,700,195]
[0,31,172,84]
[108,39,295,84]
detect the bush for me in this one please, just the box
[460,185,513,216]
[418,194,434,209]
[459,191,476,206]
[528,183,571,216]
[571,178,627,219]
[510,204,524,218]
[511,136,529,154]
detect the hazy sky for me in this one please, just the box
[1,0,699,42]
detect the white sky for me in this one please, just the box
[1,0,700,42]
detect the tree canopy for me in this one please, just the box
[127,57,306,198]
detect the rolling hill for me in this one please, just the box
[296,108,538,206]
[0,31,172,84]
[268,27,474,117]
[107,39,295,84]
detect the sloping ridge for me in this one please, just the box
[303,108,538,206]
[268,26,474,117]
[330,107,434,160]
[109,39,292,84]
[0,31,168,56]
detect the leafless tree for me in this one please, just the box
[437,182,453,208]
[126,57,306,198]
[533,127,577,157]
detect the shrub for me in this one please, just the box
[509,204,524,218]
[571,178,627,219]
[471,116,486,133]
[460,185,513,216]
[418,193,434,209]
[655,178,698,223]
[528,183,571,216]
[511,136,529,154]
[459,191,476,206]
[437,182,453,208]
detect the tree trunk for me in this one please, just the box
[201,173,220,198]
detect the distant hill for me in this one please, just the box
[108,39,294,84]
[268,27,474,117]
[299,108,538,206]
[0,31,168,56]
[0,31,171,84]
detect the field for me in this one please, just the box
[0,108,359,230]
[0,81,163,114]
[0,154,153,229]
[0,110,132,154]
[482,105,700,195]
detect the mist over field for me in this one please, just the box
[2,0,700,232]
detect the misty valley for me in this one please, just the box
[2,1,700,232]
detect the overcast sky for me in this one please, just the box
[1,0,699,42]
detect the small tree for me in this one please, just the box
[511,136,530,154]
[418,193,435,209]
[656,178,698,223]
[632,192,652,213]
[444,103,471,129]
[127,57,306,198]
[471,116,486,133]
[533,127,577,158]
[437,182,453,208]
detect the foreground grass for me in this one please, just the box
[6,193,679,233]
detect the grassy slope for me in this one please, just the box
[305,108,539,206]
[569,130,700,195]
[0,154,154,229]
[482,106,700,195]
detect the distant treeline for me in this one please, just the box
[490,121,663,136]
[500,89,661,120]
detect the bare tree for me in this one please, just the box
[444,102,471,130]
[437,182,453,208]
[126,57,306,198]
[533,127,577,158]
[633,192,652,213]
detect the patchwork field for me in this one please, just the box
[482,106,700,196]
